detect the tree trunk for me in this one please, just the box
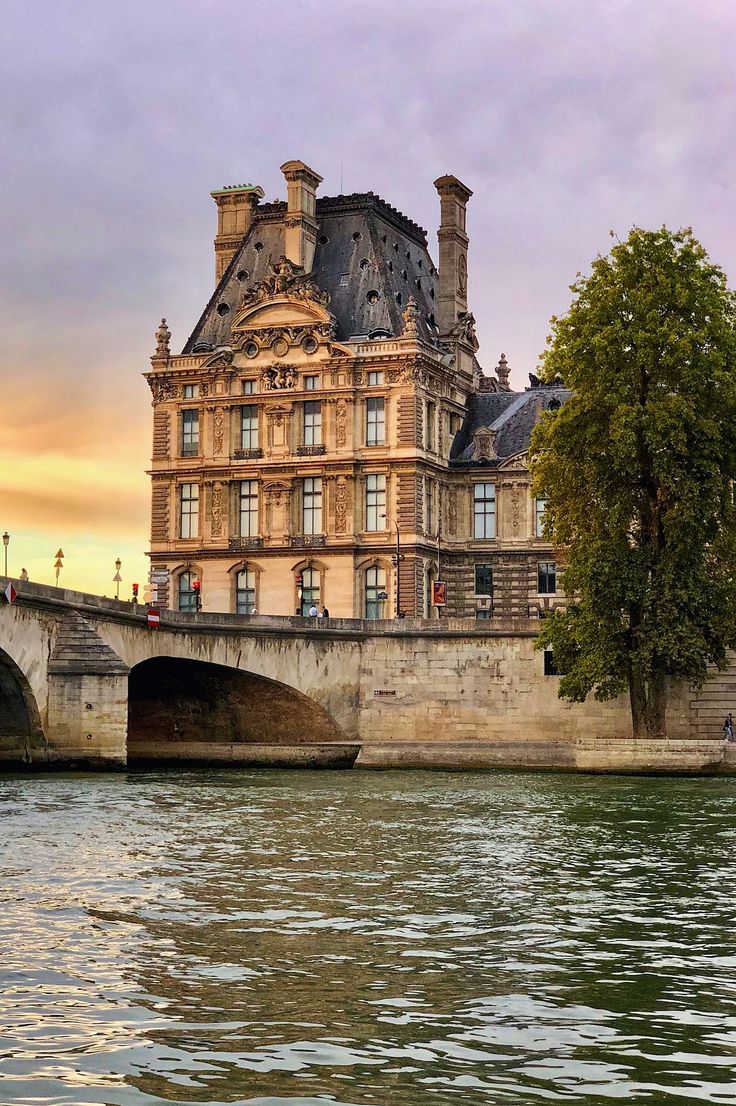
[628,663,667,739]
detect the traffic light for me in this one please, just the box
[132,582,139,604]
[191,578,201,611]
[296,574,303,589]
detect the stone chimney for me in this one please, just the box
[280,160,323,273]
[211,183,265,283]
[433,174,473,334]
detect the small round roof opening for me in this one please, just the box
[366,290,380,305]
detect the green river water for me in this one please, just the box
[1,769,736,1105]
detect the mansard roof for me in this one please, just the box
[451,383,571,464]
[183,192,440,353]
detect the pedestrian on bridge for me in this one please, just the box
[724,713,734,742]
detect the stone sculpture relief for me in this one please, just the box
[262,364,296,390]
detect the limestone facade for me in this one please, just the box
[145,159,566,622]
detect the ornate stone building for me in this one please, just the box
[145,159,566,619]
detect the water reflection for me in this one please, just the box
[1,770,736,1104]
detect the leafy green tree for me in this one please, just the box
[530,226,736,739]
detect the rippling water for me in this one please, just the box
[2,769,736,1105]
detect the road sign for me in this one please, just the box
[432,580,447,607]
[147,607,161,629]
[4,582,17,604]
[149,571,169,581]
[55,549,64,559]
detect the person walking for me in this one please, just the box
[308,604,318,618]
[321,606,330,621]
[724,713,734,742]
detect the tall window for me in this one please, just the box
[241,379,256,395]
[535,497,548,537]
[365,474,386,531]
[241,405,258,449]
[475,564,493,596]
[181,410,199,456]
[178,571,198,612]
[303,401,322,445]
[473,483,496,539]
[425,478,434,535]
[302,477,322,534]
[239,481,258,537]
[235,567,256,614]
[179,483,199,538]
[366,397,385,445]
[538,561,557,594]
[426,402,436,451]
[365,565,386,619]
[300,567,320,615]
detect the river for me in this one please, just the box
[1,769,736,1105]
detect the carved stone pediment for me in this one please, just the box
[148,376,179,403]
[472,427,498,462]
[201,347,235,370]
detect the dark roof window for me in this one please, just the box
[429,286,435,299]
[236,269,249,283]
[396,291,403,305]
[367,290,380,304]
[319,234,329,244]
[352,231,362,241]
[216,302,230,316]
[359,258,371,271]
[254,241,264,252]
[401,269,407,280]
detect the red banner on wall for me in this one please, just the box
[432,581,447,607]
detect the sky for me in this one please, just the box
[2,0,735,595]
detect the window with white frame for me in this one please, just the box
[426,478,434,535]
[366,396,385,445]
[239,481,258,537]
[538,561,557,594]
[181,409,199,456]
[179,483,199,538]
[365,474,386,531]
[241,379,256,395]
[426,402,436,451]
[474,564,493,596]
[304,375,320,391]
[535,497,548,537]
[178,570,198,612]
[365,565,386,619]
[183,384,198,399]
[367,371,384,386]
[302,477,322,534]
[299,567,320,615]
[240,405,258,449]
[235,567,256,614]
[473,483,496,539]
[303,401,322,445]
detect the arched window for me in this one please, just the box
[178,571,197,612]
[425,565,437,618]
[299,567,320,615]
[365,565,386,619]
[235,567,256,614]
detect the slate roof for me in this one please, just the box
[183,192,441,353]
[452,386,571,464]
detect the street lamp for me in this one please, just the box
[113,557,122,600]
[2,532,8,577]
[381,514,404,618]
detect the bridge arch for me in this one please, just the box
[0,645,45,764]
[127,655,352,764]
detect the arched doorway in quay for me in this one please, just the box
[127,656,357,767]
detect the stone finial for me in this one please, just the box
[496,352,511,391]
[154,318,171,358]
[402,295,420,337]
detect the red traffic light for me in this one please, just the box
[296,574,303,587]
[132,583,139,595]
[191,579,201,592]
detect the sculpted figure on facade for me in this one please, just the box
[210,482,224,538]
[402,295,420,337]
[241,255,330,308]
[450,311,479,351]
[335,477,348,533]
[336,401,348,446]
[149,378,178,404]
[213,409,225,454]
[262,364,296,391]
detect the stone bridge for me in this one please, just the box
[1,578,733,773]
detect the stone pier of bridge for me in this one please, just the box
[0,578,733,775]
